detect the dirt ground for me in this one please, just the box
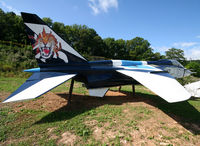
[1,91,200,145]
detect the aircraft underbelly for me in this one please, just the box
[84,71,137,89]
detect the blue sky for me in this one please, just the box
[1,0,200,60]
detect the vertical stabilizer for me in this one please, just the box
[21,12,87,67]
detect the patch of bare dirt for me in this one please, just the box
[1,92,68,112]
[92,126,117,142]
[0,90,154,112]
[85,120,98,127]
[106,91,127,97]
[47,127,59,140]
[57,131,80,145]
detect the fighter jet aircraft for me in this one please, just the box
[2,12,192,103]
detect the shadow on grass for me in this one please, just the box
[35,91,200,135]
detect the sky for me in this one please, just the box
[0,0,200,60]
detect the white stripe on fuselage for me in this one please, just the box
[112,60,122,66]
[120,65,162,71]
[141,61,147,65]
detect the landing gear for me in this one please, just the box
[119,85,135,96]
[132,85,135,96]
[68,78,74,104]
[118,86,121,92]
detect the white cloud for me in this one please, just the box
[152,46,170,54]
[185,47,200,60]
[173,42,198,48]
[196,35,200,39]
[0,1,20,15]
[171,41,200,59]
[88,0,118,15]
[89,0,100,15]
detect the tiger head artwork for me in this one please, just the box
[31,28,68,63]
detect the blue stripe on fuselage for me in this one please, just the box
[24,68,40,72]
[121,60,143,66]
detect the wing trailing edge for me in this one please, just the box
[3,72,76,103]
[117,70,191,103]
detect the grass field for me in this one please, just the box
[0,77,200,145]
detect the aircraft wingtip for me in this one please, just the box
[167,94,191,103]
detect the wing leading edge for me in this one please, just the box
[117,70,191,103]
[3,72,76,103]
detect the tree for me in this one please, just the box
[42,17,53,27]
[103,38,116,58]
[0,9,28,44]
[114,39,126,59]
[165,48,186,64]
[186,61,200,77]
[151,52,164,61]
[126,37,153,60]
[52,22,65,39]
[63,24,105,56]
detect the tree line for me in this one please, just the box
[0,9,163,60]
[0,9,199,77]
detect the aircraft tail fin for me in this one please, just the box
[21,12,87,67]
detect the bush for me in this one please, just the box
[186,61,200,77]
[1,64,12,72]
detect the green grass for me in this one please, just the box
[0,77,200,145]
[0,108,17,142]
[51,80,88,95]
[0,77,26,92]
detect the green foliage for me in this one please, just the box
[103,37,160,61]
[0,9,28,44]
[0,44,37,74]
[127,37,153,60]
[177,75,200,85]
[165,48,186,65]
[42,17,53,27]
[185,61,200,77]
[0,77,27,92]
